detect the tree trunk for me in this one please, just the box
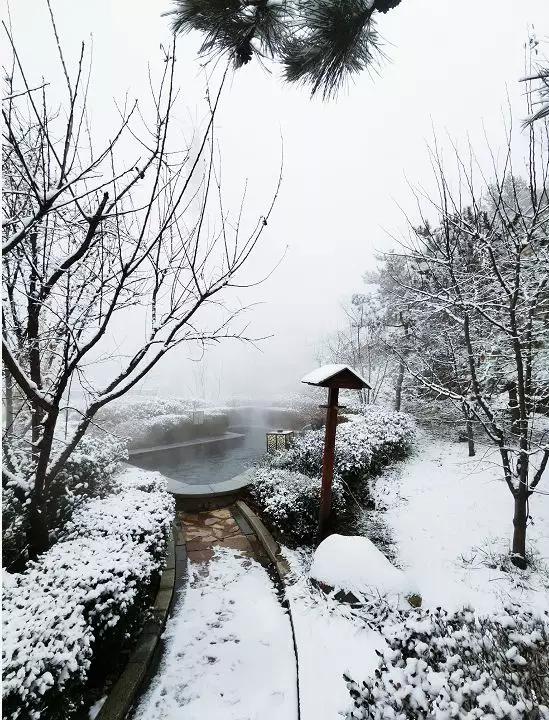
[507,382,520,436]
[511,491,528,569]
[462,403,475,456]
[395,359,405,412]
[466,416,475,457]
[4,366,14,438]
[27,492,50,560]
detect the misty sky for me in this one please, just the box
[11,0,548,400]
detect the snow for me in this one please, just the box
[285,550,387,720]
[88,696,107,719]
[2,465,174,719]
[265,405,414,482]
[278,434,549,720]
[380,436,549,613]
[310,534,416,599]
[134,549,297,720]
[301,363,368,387]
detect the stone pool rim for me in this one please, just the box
[167,470,253,500]
[127,431,246,458]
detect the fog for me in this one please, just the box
[12,0,548,400]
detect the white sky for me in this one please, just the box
[9,0,548,399]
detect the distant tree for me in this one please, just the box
[383,125,549,568]
[2,19,279,561]
[318,290,392,404]
[167,0,403,97]
[522,34,549,126]
[375,227,484,454]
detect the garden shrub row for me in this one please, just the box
[2,467,175,720]
[2,436,126,570]
[250,405,415,543]
[93,396,230,449]
[250,468,348,544]
[344,604,549,719]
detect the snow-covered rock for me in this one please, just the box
[310,534,416,600]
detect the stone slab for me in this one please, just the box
[159,569,175,590]
[167,471,253,500]
[130,633,158,664]
[187,548,214,563]
[128,431,245,457]
[164,540,175,570]
[153,588,173,616]
[96,661,147,720]
[231,505,255,536]
[213,535,252,552]
[235,501,279,561]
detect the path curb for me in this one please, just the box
[233,502,301,720]
[96,528,178,720]
[235,500,290,581]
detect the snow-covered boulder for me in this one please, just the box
[310,534,418,603]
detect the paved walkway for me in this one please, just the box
[132,504,297,720]
[178,504,268,564]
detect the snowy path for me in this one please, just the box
[133,547,297,720]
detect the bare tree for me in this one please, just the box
[318,291,392,404]
[521,33,549,127]
[2,18,280,560]
[382,123,549,567]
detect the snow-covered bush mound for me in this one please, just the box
[344,605,549,720]
[310,534,416,601]
[2,467,175,720]
[2,435,126,568]
[95,395,202,426]
[64,487,173,560]
[93,396,230,448]
[250,468,347,544]
[250,407,413,544]
[277,406,414,482]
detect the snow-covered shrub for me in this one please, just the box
[94,396,230,447]
[94,395,199,426]
[276,406,414,483]
[250,407,414,544]
[117,412,193,447]
[344,605,549,720]
[250,468,347,543]
[94,396,230,448]
[64,483,173,561]
[2,468,175,720]
[2,436,126,569]
[48,435,127,528]
[1,482,28,570]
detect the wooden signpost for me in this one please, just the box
[301,364,371,540]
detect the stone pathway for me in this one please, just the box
[177,504,269,567]
[132,503,297,720]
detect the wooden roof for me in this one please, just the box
[301,364,371,390]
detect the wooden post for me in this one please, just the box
[319,386,339,539]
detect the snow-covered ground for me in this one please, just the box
[134,549,297,720]
[381,436,549,614]
[130,435,548,720]
[283,435,549,720]
[285,563,387,720]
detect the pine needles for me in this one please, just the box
[167,0,402,97]
[283,0,381,99]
